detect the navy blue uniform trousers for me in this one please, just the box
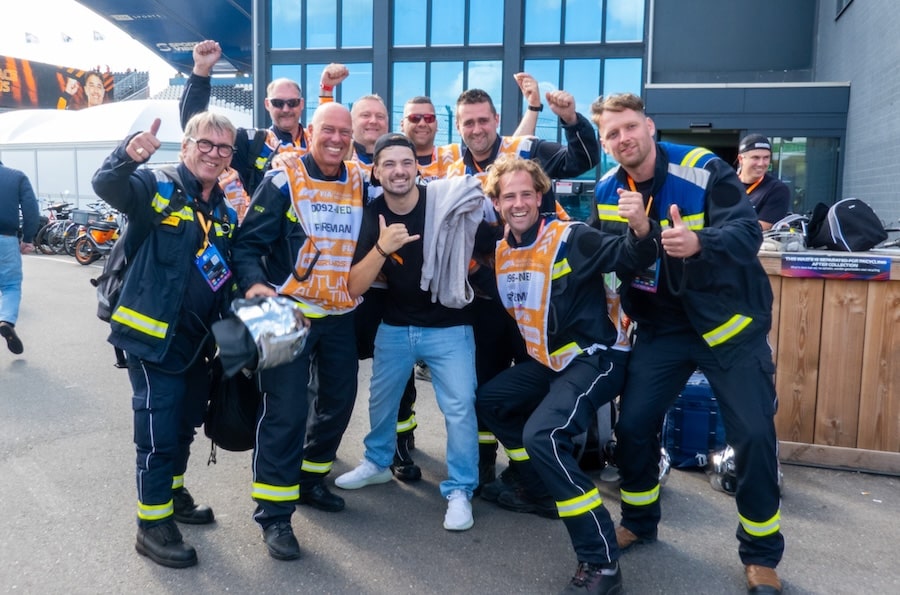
[254,312,357,526]
[477,351,626,564]
[616,328,784,567]
[129,344,210,528]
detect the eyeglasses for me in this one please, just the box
[406,113,436,124]
[188,137,235,158]
[269,98,302,109]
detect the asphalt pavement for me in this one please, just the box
[1,254,898,594]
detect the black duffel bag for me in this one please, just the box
[807,198,887,252]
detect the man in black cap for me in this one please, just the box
[737,134,790,230]
[334,133,482,532]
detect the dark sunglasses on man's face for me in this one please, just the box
[406,113,436,124]
[270,98,302,109]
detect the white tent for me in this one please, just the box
[0,100,252,208]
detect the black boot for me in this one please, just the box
[476,441,498,494]
[497,487,559,519]
[391,431,422,481]
[298,481,345,512]
[495,461,558,519]
[480,465,519,502]
[173,487,215,525]
[135,519,197,568]
[560,561,623,595]
[263,521,301,560]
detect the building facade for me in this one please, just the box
[250,0,898,223]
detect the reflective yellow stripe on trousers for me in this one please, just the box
[301,459,333,474]
[739,510,781,537]
[138,499,174,521]
[396,414,417,433]
[252,482,300,502]
[620,483,660,507]
[556,487,604,518]
[505,447,530,462]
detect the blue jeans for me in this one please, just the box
[364,323,478,497]
[0,236,23,324]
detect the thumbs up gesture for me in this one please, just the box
[661,204,701,258]
[128,118,162,163]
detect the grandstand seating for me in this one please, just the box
[151,78,253,113]
[112,71,150,101]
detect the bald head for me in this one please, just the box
[309,102,353,176]
[312,101,351,127]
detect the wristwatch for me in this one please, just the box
[528,104,543,112]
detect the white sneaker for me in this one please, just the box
[334,459,392,490]
[443,489,474,531]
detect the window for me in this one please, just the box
[342,0,374,47]
[770,137,840,213]
[393,62,427,126]
[525,0,562,44]
[432,0,466,46]
[565,0,602,43]
[272,0,373,49]
[394,0,427,46]
[527,0,645,45]
[271,0,302,49]
[605,0,644,42]
[341,63,374,107]
[431,62,465,145]
[603,58,642,97]
[469,0,504,44]
[301,64,326,123]
[565,59,602,116]
[307,3,337,49]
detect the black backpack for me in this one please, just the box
[204,360,261,453]
[806,198,887,252]
[90,166,187,322]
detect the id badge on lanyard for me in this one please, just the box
[624,175,659,292]
[194,211,232,291]
[631,259,660,293]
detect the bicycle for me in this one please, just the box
[33,200,74,255]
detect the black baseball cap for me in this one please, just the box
[739,134,772,154]
[372,133,416,162]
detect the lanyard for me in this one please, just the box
[195,210,213,253]
[627,176,654,216]
[745,176,763,195]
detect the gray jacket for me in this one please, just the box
[419,175,485,309]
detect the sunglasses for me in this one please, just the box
[406,113,436,124]
[269,98,302,109]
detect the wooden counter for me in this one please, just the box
[759,250,900,474]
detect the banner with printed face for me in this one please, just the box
[0,55,115,110]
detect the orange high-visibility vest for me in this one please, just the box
[274,161,365,316]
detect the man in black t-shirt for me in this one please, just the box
[334,133,481,532]
[736,134,790,230]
